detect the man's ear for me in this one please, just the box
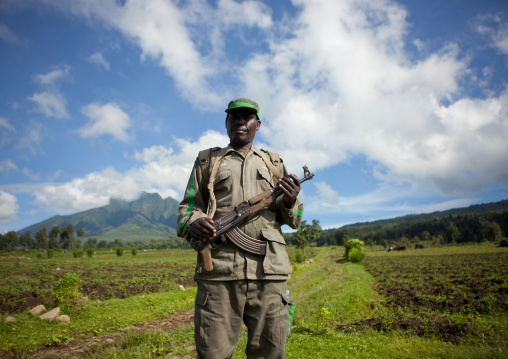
[256,119,261,131]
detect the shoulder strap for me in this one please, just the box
[258,149,283,184]
[197,147,221,191]
[203,147,227,218]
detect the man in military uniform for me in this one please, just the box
[177,98,304,359]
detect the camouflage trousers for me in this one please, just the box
[194,279,290,359]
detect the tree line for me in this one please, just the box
[0,224,192,252]
[0,224,87,252]
[315,211,508,248]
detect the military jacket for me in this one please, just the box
[177,145,304,281]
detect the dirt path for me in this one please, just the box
[29,309,195,359]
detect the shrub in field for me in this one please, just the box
[131,248,138,256]
[73,250,83,258]
[86,248,95,257]
[344,238,365,261]
[47,249,54,258]
[348,247,366,263]
[52,272,82,310]
[116,247,124,256]
[295,249,305,263]
[499,238,508,247]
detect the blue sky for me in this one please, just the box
[1,0,507,234]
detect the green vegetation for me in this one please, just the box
[1,244,507,358]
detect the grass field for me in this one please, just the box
[1,243,507,358]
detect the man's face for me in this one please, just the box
[226,110,261,149]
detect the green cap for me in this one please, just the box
[225,98,259,116]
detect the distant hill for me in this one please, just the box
[17,192,180,242]
[342,199,508,230]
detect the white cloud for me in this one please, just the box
[22,0,508,218]
[476,13,508,58]
[0,118,16,132]
[235,0,507,195]
[33,66,70,86]
[89,52,110,70]
[17,121,47,156]
[39,0,273,109]
[0,23,23,44]
[28,66,70,119]
[314,181,339,210]
[34,130,229,214]
[0,191,19,223]
[79,102,132,142]
[28,91,68,119]
[0,160,17,174]
[0,117,16,147]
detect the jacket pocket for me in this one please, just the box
[214,169,232,208]
[261,228,292,275]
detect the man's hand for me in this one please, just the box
[189,217,216,242]
[279,174,301,208]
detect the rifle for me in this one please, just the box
[190,166,314,271]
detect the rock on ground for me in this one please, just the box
[39,307,61,321]
[56,315,70,323]
[29,304,46,316]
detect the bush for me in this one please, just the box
[131,248,138,256]
[73,250,83,258]
[348,247,366,263]
[52,273,82,310]
[344,238,364,257]
[500,238,508,247]
[86,248,95,258]
[47,249,54,258]
[344,238,366,263]
[295,249,305,263]
[116,247,124,257]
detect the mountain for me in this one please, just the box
[17,192,180,242]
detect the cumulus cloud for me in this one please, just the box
[40,0,273,109]
[235,0,507,195]
[0,191,19,223]
[89,52,110,70]
[79,102,132,142]
[23,0,508,217]
[34,130,229,214]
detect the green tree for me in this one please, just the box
[35,226,48,250]
[446,222,460,244]
[77,228,85,237]
[293,219,322,257]
[19,232,34,251]
[84,237,97,249]
[60,224,75,251]
[1,231,18,251]
[49,225,61,249]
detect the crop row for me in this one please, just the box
[343,251,508,343]
[0,252,197,313]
